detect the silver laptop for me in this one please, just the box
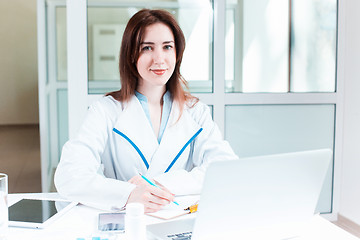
[147,149,332,240]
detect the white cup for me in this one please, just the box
[0,173,8,240]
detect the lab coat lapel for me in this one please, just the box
[113,96,159,171]
[147,104,201,177]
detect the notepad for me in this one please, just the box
[146,195,200,220]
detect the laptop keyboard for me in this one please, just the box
[165,232,300,240]
[167,231,192,240]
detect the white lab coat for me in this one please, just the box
[54,95,238,210]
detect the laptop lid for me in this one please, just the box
[191,149,332,240]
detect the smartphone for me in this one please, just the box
[98,212,125,232]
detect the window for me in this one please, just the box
[226,104,335,213]
[225,0,337,93]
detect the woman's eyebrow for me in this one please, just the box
[140,40,174,45]
[140,41,154,45]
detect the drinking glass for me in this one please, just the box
[0,173,8,239]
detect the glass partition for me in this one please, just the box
[225,0,289,93]
[225,0,337,93]
[290,0,337,92]
[225,104,335,213]
[56,7,67,82]
[86,0,213,94]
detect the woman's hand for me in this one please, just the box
[128,175,147,185]
[127,175,175,213]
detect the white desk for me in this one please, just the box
[6,193,360,240]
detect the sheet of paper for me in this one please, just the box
[146,195,200,220]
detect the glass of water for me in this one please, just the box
[0,173,8,239]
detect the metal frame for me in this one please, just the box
[38,0,68,191]
[47,0,62,186]
[67,0,89,139]
[332,0,345,222]
[37,0,48,192]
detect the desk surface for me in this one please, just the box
[5,193,360,240]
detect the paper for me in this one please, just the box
[146,195,200,220]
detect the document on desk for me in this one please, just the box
[146,195,200,220]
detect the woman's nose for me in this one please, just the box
[152,49,165,64]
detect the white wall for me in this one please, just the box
[0,0,39,125]
[339,0,360,225]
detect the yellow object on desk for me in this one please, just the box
[184,202,198,213]
[146,196,200,220]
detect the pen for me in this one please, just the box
[138,173,179,206]
[184,202,199,213]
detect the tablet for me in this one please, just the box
[8,198,77,228]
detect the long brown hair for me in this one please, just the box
[106,9,198,111]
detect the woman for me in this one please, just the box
[54,9,238,213]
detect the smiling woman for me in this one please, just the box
[54,9,238,213]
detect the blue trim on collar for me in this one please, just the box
[113,127,203,173]
[113,128,149,169]
[164,128,203,173]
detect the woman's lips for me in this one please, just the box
[151,69,166,75]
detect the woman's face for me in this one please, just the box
[136,23,176,90]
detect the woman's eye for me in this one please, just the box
[141,46,152,51]
[164,45,173,50]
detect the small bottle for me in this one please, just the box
[125,203,146,240]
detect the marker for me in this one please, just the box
[139,173,179,205]
[184,202,198,213]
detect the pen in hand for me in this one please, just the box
[138,173,179,206]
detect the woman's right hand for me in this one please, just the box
[127,176,175,213]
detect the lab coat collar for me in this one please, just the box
[147,102,201,176]
[113,96,159,172]
[113,96,201,176]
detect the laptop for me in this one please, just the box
[147,148,332,240]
